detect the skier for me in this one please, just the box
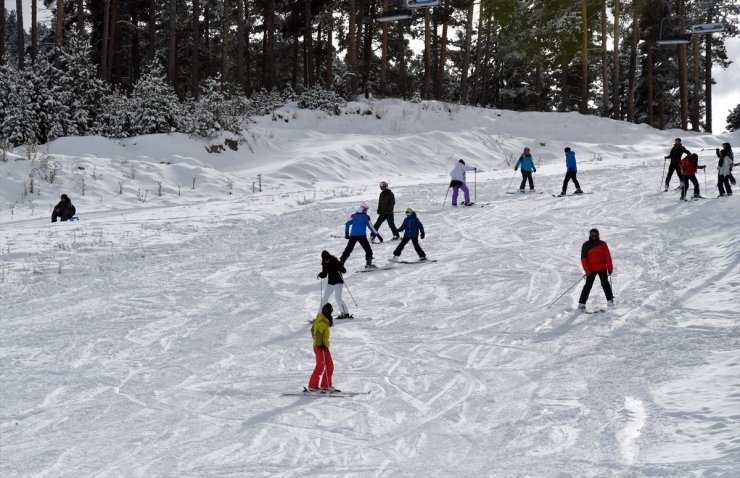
[51,194,76,222]
[578,228,614,310]
[389,208,426,262]
[558,147,583,196]
[716,143,734,197]
[514,147,537,192]
[339,204,380,269]
[307,303,339,393]
[317,250,351,319]
[449,159,476,206]
[373,181,400,242]
[678,153,705,200]
[664,138,689,191]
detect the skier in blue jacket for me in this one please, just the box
[389,208,426,262]
[558,147,583,196]
[515,147,537,192]
[339,204,380,268]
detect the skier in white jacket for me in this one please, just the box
[449,159,476,206]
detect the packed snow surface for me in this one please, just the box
[1,100,739,477]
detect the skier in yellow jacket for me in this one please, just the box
[308,303,340,392]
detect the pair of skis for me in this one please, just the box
[354,259,438,273]
[281,387,370,398]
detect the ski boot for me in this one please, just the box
[365,260,377,269]
[573,189,584,195]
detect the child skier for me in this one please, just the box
[339,204,380,269]
[578,228,614,310]
[515,147,537,192]
[317,250,351,319]
[716,143,734,197]
[449,159,476,206]
[558,147,583,196]
[679,153,705,200]
[389,208,426,262]
[307,303,339,393]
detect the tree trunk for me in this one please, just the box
[77,0,84,34]
[691,37,700,131]
[236,0,245,90]
[222,0,230,84]
[304,0,313,88]
[704,22,712,133]
[16,0,25,69]
[362,0,373,98]
[647,42,653,127]
[55,0,63,68]
[31,0,37,64]
[601,0,608,116]
[380,0,388,96]
[243,0,252,95]
[435,0,450,100]
[168,0,176,85]
[460,0,474,104]
[102,0,110,79]
[192,0,200,99]
[612,0,620,119]
[580,0,588,114]
[0,3,5,65]
[626,1,638,122]
[348,0,357,96]
[264,1,275,90]
[292,33,298,88]
[471,2,486,105]
[147,0,155,63]
[423,10,431,99]
[107,0,118,82]
[397,20,406,99]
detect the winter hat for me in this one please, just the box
[61,194,69,200]
[524,147,530,153]
[357,203,369,213]
[321,303,333,318]
[379,181,388,188]
[458,159,466,165]
[405,207,414,213]
[321,250,331,261]
[564,147,571,153]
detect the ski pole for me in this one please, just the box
[506,169,517,193]
[474,168,477,203]
[660,158,667,190]
[703,168,707,194]
[343,280,358,307]
[442,186,450,207]
[547,274,586,308]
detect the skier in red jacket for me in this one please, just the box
[679,153,705,200]
[578,228,614,310]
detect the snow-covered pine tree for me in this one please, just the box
[129,61,181,136]
[96,87,131,139]
[182,74,242,138]
[297,86,345,115]
[58,31,110,137]
[727,104,740,132]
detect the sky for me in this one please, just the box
[5,0,740,132]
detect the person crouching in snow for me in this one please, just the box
[51,194,76,222]
[317,250,352,319]
[449,159,476,206]
[339,204,380,269]
[307,303,339,393]
[578,228,614,310]
[389,208,426,262]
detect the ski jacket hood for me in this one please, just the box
[311,313,331,348]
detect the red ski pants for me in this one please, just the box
[308,346,333,389]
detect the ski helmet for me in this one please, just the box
[458,159,466,165]
[357,203,369,213]
[379,181,388,189]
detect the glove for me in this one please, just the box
[317,273,322,280]
[716,148,720,154]
[420,232,425,239]
[533,168,536,173]
[377,235,384,243]
[345,233,350,239]
[474,167,477,171]
[608,270,612,276]
[514,167,518,171]
[377,210,381,215]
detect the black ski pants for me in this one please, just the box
[681,174,700,198]
[665,162,683,187]
[373,213,399,236]
[561,171,580,194]
[519,171,534,190]
[340,236,373,264]
[718,174,733,196]
[579,270,613,305]
[393,237,425,259]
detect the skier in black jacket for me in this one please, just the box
[317,250,351,318]
[51,194,76,222]
[664,138,689,191]
[373,181,400,242]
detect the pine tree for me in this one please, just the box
[727,104,740,132]
[129,61,181,136]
